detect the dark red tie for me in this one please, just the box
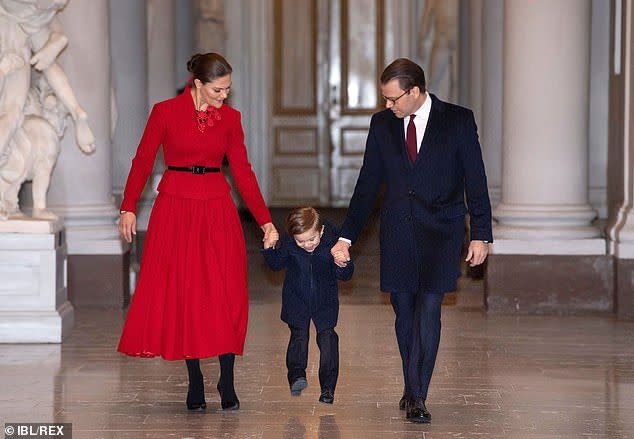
[406,114,417,163]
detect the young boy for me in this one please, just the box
[262,207,354,404]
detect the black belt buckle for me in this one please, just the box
[192,165,206,174]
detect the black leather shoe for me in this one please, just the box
[217,382,240,410]
[399,393,410,411]
[406,399,431,423]
[290,377,308,396]
[318,389,334,404]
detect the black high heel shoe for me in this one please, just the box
[216,381,240,410]
[186,386,207,411]
[217,353,240,410]
[186,359,206,411]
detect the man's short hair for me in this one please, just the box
[380,58,426,93]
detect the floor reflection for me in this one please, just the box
[0,226,633,437]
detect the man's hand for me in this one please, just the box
[261,222,279,248]
[118,212,136,243]
[465,240,489,267]
[331,240,351,268]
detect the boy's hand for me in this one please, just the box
[262,227,279,249]
[263,235,278,249]
[261,222,279,248]
[331,240,350,267]
[333,250,348,266]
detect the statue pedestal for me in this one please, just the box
[0,219,74,343]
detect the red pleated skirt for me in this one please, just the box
[117,192,248,360]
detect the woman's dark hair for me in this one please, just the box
[286,207,323,236]
[380,58,426,93]
[186,52,233,84]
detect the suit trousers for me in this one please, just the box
[406,291,444,401]
[286,324,339,392]
[396,219,448,401]
[390,291,415,393]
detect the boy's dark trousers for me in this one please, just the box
[286,324,339,393]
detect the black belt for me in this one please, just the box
[167,165,221,174]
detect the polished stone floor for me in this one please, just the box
[1,215,634,438]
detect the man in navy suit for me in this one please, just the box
[331,58,493,423]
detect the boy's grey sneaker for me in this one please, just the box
[290,377,308,396]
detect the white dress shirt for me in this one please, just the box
[404,91,432,153]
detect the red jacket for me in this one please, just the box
[120,89,271,226]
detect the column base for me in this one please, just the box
[610,211,634,319]
[493,203,600,239]
[491,238,606,255]
[0,222,74,342]
[0,302,74,343]
[49,203,129,255]
[485,253,614,314]
[617,259,634,320]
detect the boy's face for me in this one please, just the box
[294,225,324,253]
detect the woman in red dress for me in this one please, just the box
[117,53,278,411]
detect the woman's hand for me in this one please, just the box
[118,212,137,243]
[260,222,279,248]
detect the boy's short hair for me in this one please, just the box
[286,206,323,236]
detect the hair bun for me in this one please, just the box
[187,53,202,73]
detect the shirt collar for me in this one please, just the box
[411,91,431,120]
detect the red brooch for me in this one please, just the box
[194,106,221,133]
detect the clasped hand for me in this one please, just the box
[261,222,279,249]
[330,240,350,268]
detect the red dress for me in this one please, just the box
[117,89,271,361]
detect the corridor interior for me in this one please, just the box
[0,210,632,438]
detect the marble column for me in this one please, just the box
[50,0,122,255]
[609,0,634,319]
[469,0,483,122]
[493,0,600,244]
[109,0,148,201]
[480,0,503,208]
[588,0,611,219]
[175,0,196,89]
[136,0,177,231]
[148,0,177,105]
[486,0,611,314]
[48,0,129,307]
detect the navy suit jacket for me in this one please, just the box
[340,94,493,293]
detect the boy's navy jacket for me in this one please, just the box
[261,222,354,332]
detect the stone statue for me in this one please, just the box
[0,76,83,219]
[0,0,96,220]
[418,0,459,102]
